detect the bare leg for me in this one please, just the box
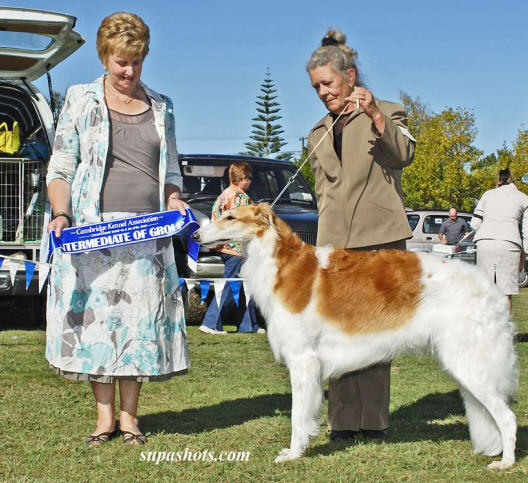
[90,381,116,437]
[119,379,143,442]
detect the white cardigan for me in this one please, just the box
[471,183,528,252]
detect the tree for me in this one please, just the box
[400,94,483,211]
[469,130,528,198]
[399,92,431,140]
[244,68,288,158]
[293,145,315,191]
[509,129,528,195]
[46,90,66,125]
[471,144,514,194]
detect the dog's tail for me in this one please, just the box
[459,388,503,456]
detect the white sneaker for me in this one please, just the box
[256,328,266,334]
[199,325,227,335]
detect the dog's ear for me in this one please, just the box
[254,203,274,228]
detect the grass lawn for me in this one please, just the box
[1,292,528,482]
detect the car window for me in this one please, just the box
[247,168,275,201]
[180,164,228,198]
[407,214,419,231]
[0,31,53,51]
[281,169,314,203]
[423,215,448,234]
[178,161,315,206]
[460,216,472,227]
[459,216,474,241]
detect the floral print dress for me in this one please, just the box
[45,77,189,380]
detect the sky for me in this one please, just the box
[6,0,528,158]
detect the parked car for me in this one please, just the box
[406,209,528,287]
[0,7,84,322]
[173,154,318,278]
[406,209,474,253]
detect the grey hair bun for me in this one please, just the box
[322,29,347,46]
[307,28,362,85]
[322,29,357,60]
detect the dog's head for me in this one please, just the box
[192,203,275,246]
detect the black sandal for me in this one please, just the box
[85,421,119,446]
[122,430,147,445]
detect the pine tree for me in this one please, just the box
[244,68,288,158]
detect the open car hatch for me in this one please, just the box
[0,7,84,81]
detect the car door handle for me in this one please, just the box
[426,236,433,240]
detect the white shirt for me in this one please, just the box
[471,183,528,252]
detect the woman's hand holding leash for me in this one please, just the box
[345,87,385,134]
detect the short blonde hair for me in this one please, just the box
[229,162,252,185]
[96,12,150,64]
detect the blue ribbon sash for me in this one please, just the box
[49,209,200,271]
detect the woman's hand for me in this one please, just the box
[345,86,385,134]
[165,185,189,215]
[47,215,70,237]
[167,195,189,215]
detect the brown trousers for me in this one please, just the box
[328,239,406,431]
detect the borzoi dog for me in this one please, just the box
[193,203,518,469]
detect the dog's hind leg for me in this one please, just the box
[441,365,516,469]
[464,386,515,470]
[459,388,503,457]
[275,353,324,463]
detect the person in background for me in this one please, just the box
[471,168,528,313]
[306,28,415,442]
[438,208,470,245]
[199,162,264,335]
[46,12,189,446]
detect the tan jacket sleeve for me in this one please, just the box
[374,102,415,169]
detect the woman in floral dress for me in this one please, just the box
[46,12,189,446]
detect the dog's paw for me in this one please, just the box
[488,459,514,470]
[274,448,301,463]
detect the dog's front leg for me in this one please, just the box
[275,353,324,463]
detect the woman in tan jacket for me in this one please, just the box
[306,29,416,441]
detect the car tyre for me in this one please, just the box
[519,269,528,288]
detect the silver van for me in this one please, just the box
[406,209,474,252]
[0,7,84,321]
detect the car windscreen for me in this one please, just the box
[179,162,314,205]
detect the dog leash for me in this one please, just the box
[270,102,355,208]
